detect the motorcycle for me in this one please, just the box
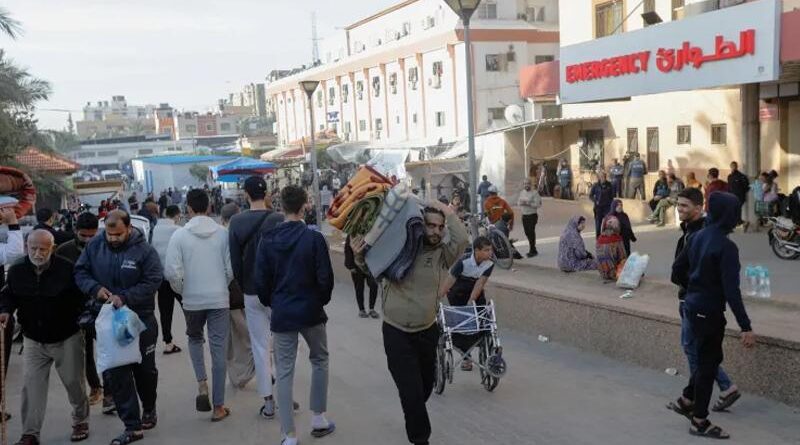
[767,217,800,260]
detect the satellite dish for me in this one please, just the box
[504,104,524,124]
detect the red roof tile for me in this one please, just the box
[15,146,79,174]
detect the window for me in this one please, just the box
[579,130,604,171]
[344,121,352,134]
[316,91,323,107]
[372,76,381,97]
[677,125,691,145]
[97,150,118,157]
[431,62,443,88]
[526,6,546,22]
[672,0,685,21]
[205,124,214,132]
[138,149,153,155]
[646,127,660,172]
[595,0,624,38]
[342,84,350,103]
[328,87,335,106]
[402,22,411,36]
[488,107,505,120]
[356,81,364,100]
[485,54,508,72]
[220,122,232,132]
[477,1,498,19]
[77,151,96,158]
[389,73,398,94]
[627,128,639,153]
[408,67,419,90]
[396,115,400,124]
[542,104,562,119]
[711,124,727,145]
[435,112,445,127]
[535,55,555,64]
[186,124,197,133]
[375,118,383,139]
[412,113,418,124]
[359,120,367,132]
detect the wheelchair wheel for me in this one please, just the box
[479,338,501,392]
[434,336,447,395]
[488,228,514,270]
[446,349,455,384]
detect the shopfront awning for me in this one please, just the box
[260,146,305,162]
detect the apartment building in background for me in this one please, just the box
[266,0,560,147]
[76,96,158,140]
[555,0,800,192]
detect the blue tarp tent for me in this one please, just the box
[210,157,276,182]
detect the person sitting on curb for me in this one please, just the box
[558,216,597,272]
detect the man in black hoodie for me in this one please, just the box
[255,186,334,445]
[670,192,756,439]
[0,230,90,444]
[727,162,750,225]
[228,176,285,418]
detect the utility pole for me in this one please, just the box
[311,12,320,66]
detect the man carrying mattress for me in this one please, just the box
[351,199,469,445]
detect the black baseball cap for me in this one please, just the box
[244,176,267,199]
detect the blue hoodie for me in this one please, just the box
[672,192,752,332]
[74,227,163,315]
[255,220,333,333]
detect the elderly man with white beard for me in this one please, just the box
[0,230,90,445]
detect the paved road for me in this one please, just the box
[4,276,798,445]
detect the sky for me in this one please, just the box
[2,0,398,130]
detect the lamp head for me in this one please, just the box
[443,0,482,22]
[299,80,320,99]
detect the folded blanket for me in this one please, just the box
[328,166,392,229]
[382,216,424,282]
[329,186,389,230]
[342,195,384,236]
[0,167,36,218]
[364,184,410,246]
[366,194,423,279]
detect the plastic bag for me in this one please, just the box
[95,304,144,374]
[113,305,147,346]
[616,252,649,289]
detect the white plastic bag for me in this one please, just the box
[95,303,144,374]
[616,252,649,289]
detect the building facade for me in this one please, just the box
[556,0,800,192]
[77,96,159,140]
[267,0,560,147]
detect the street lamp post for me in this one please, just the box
[300,80,324,230]
[444,0,481,238]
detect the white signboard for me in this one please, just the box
[560,0,780,103]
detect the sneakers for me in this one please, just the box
[526,251,538,258]
[368,310,380,319]
[102,396,116,415]
[88,387,103,405]
[311,416,336,438]
[260,399,276,419]
[196,381,212,412]
[358,310,368,318]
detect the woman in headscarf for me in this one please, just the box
[606,199,636,256]
[558,216,597,272]
[595,216,627,282]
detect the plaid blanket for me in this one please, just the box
[342,195,384,236]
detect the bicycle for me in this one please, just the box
[461,214,514,270]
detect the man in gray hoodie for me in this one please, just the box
[165,190,233,422]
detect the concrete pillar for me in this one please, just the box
[741,83,760,231]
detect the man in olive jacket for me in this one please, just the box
[352,199,469,445]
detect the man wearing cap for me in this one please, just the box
[483,186,514,230]
[228,176,286,418]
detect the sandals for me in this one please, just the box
[311,421,336,438]
[712,390,741,412]
[211,407,231,422]
[163,345,182,355]
[690,419,730,439]
[141,411,157,430]
[109,431,143,445]
[666,397,694,420]
[70,423,90,442]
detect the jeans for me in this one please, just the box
[273,323,329,436]
[157,280,182,344]
[612,176,623,198]
[22,332,89,438]
[559,181,573,200]
[681,308,726,419]
[244,294,273,398]
[351,270,378,311]
[184,308,230,407]
[383,322,438,445]
[522,213,538,254]
[680,303,732,392]
[103,313,158,432]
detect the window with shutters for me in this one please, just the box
[647,127,660,172]
[711,124,727,145]
[595,0,624,38]
[356,81,364,100]
[672,0,685,20]
[435,112,445,127]
[627,128,639,153]
[477,1,498,19]
[677,125,691,145]
[408,67,419,90]
[342,84,350,103]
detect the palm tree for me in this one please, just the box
[0,7,22,39]
[0,50,51,108]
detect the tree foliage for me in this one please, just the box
[189,164,209,184]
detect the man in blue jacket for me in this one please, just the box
[74,210,163,445]
[669,192,756,440]
[255,186,335,445]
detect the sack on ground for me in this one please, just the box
[95,303,144,374]
[616,252,649,289]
